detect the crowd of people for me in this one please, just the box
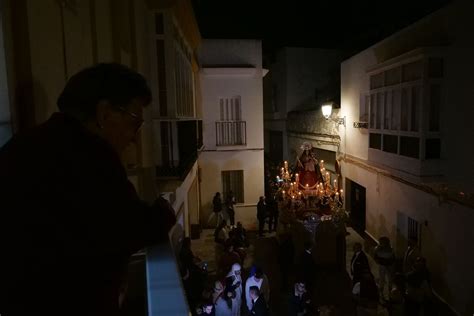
[179,217,273,316]
[350,237,435,316]
[183,191,437,316]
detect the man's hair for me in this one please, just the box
[57,63,151,121]
[249,286,260,296]
[254,267,263,279]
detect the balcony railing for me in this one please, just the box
[215,121,246,146]
[146,241,190,316]
[156,151,198,180]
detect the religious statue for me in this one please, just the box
[296,142,324,188]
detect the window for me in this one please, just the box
[222,170,244,203]
[368,54,442,166]
[220,97,242,121]
[174,27,194,117]
[400,136,419,159]
[359,94,369,123]
[428,84,441,132]
[369,133,381,150]
[407,216,422,249]
[216,97,246,146]
[155,13,164,34]
[160,121,171,166]
[425,138,441,159]
[383,134,398,154]
[156,39,167,116]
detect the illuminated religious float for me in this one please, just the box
[275,142,347,269]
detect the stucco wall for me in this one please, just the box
[343,161,474,315]
[200,73,264,150]
[198,150,264,229]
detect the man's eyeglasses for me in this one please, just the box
[118,107,144,133]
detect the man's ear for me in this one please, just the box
[96,100,112,128]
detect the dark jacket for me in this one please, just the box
[288,292,310,316]
[257,200,267,220]
[300,251,315,285]
[213,195,222,213]
[251,295,269,316]
[351,251,370,283]
[0,113,176,316]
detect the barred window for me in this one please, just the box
[221,170,244,203]
[408,216,422,249]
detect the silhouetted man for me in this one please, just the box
[350,242,370,285]
[257,196,267,237]
[0,63,176,316]
[249,286,268,316]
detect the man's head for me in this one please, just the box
[254,267,263,281]
[229,263,242,282]
[202,302,213,314]
[57,63,151,154]
[249,286,260,300]
[295,281,306,294]
[353,242,362,253]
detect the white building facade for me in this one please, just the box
[340,2,474,314]
[199,39,265,228]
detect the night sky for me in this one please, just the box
[192,0,451,58]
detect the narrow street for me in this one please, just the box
[193,227,388,316]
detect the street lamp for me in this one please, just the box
[321,103,345,127]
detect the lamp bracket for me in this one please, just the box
[353,121,368,129]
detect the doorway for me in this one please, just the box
[347,179,366,235]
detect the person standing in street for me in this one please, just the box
[350,242,371,285]
[208,192,225,228]
[266,195,279,232]
[403,237,420,274]
[226,191,236,227]
[374,236,395,300]
[249,286,268,316]
[257,196,267,237]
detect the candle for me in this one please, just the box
[284,161,288,169]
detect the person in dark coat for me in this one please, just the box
[278,232,295,290]
[249,286,269,316]
[0,63,176,316]
[266,195,279,232]
[299,241,316,292]
[256,196,267,237]
[288,281,311,316]
[350,242,371,285]
[225,191,236,227]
